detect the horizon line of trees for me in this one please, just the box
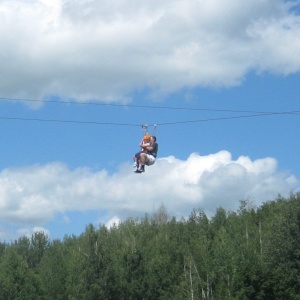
[0,192,300,299]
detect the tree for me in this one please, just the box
[0,248,44,299]
[38,239,68,300]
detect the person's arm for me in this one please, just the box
[143,145,154,151]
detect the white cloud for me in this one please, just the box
[105,216,121,228]
[0,151,298,240]
[0,224,50,242]
[17,226,50,239]
[0,0,300,101]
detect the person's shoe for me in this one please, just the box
[138,165,145,172]
[134,169,142,173]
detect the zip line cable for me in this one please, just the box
[1,96,300,115]
[0,96,299,127]
[0,111,299,127]
[0,116,140,127]
[155,111,300,126]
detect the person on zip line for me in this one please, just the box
[135,135,158,173]
[133,134,151,170]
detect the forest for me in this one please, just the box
[0,193,300,300]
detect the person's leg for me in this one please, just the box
[133,152,141,168]
[138,153,147,172]
[147,156,155,166]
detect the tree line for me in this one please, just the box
[0,193,300,299]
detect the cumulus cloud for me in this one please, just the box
[0,151,298,240]
[0,0,300,101]
[105,216,121,228]
[17,226,50,239]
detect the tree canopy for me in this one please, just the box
[1,193,300,299]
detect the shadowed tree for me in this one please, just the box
[0,248,44,299]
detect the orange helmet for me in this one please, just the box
[143,135,151,140]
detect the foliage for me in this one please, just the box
[0,194,300,299]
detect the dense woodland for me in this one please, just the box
[0,193,300,299]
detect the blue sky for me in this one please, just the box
[0,0,300,241]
